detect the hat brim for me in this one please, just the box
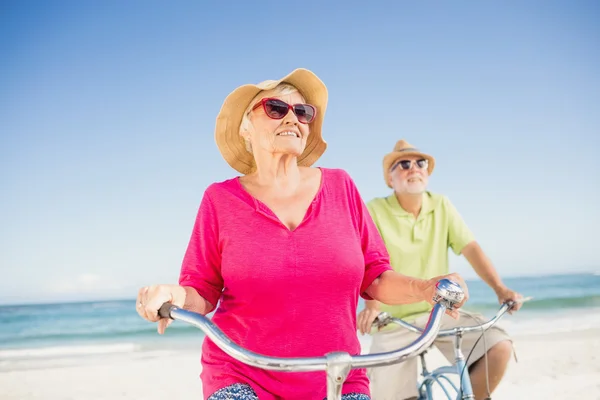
[382,150,435,188]
[215,68,328,174]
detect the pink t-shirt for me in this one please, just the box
[179,168,392,400]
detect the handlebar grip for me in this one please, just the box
[158,302,174,319]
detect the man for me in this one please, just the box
[358,140,522,400]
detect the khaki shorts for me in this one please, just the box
[367,310,512,400]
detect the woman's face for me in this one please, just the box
[242,90,312,158]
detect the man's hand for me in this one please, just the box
[495,286,523,314]
[357,301,381,335]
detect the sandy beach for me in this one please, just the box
[2,327,599,400]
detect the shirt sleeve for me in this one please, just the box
[178,189,224,307]
[366,200,383,235]
[343,172,393,300]
[445,196,475,255]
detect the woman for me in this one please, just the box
[136,68,468,400]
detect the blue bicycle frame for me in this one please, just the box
[374,301,525,400]
[417,331,474,400]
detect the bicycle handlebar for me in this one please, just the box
[373,298,529,337]
[156,278,465,400]
[159,300,449,370]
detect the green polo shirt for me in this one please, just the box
[366,192,475,321]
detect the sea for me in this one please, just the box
[1,272,599,369]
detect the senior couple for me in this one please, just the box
[136,68,522,400]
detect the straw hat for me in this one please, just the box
[214,68,328,174]
[382,140,435,188]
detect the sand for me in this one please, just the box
[1,329,599,399]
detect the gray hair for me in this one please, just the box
[239,83,302,153]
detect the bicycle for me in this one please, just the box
[372,297,531,400]
[157,279,465,400]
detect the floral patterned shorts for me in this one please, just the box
[208,383,371,400]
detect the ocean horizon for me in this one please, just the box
[1,272,599,369]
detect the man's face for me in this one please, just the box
[388,155,430,195]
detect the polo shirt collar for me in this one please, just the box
[385,191,440,219]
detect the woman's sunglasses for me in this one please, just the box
[391,158,428,171]
[251,98,317,124]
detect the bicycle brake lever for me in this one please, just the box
[515,296,533,304]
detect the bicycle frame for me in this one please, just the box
[416,332,473,400]
[157,279,465,400]
[375,301,519,400]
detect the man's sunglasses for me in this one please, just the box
[251,98,317,124]
[391,158,428,171]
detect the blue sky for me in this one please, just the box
[1,1,598,304]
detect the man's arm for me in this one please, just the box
[445,196,523,312]
[461,241,505,292]
[461,240,523,312]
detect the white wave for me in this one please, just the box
[0,342,141,360]
[502,307,600,336]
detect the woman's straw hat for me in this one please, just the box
[214,68,328,174]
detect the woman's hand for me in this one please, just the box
[423,273,469,319]
[136,284,186,334]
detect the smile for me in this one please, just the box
[276,131,300,138]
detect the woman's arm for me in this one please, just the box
[365,270,431,304]
[365,270,468,317]
[182,285,215,315]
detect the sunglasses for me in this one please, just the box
[391,158,428,171]
[251,98,317,124]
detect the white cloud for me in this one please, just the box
[46,273,127,296]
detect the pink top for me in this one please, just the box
[179,168,392,400]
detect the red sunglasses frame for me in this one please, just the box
[251,98,317,124]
